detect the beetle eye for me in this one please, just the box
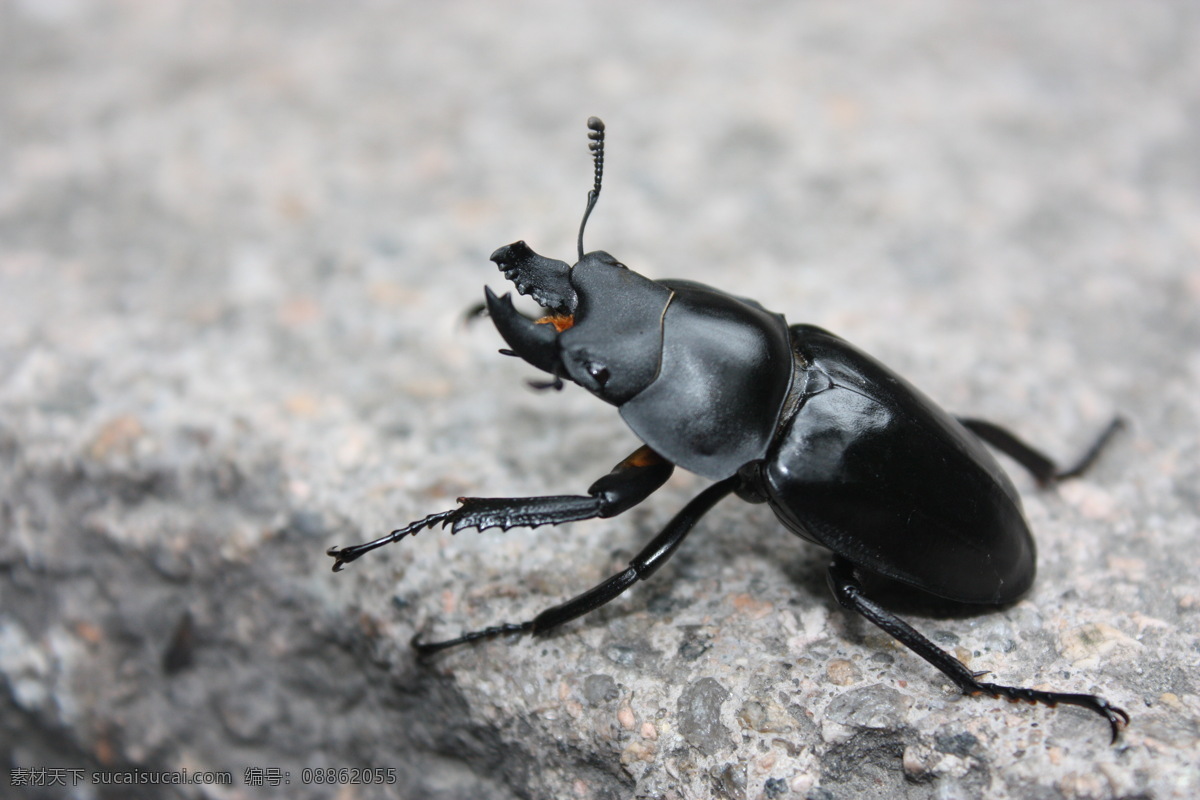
[587,362,610,386]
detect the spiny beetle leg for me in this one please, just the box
[959,416,1126,487]
[826,556,1128,743]
[412,477,738,656]
[327,446,673,571]
[327,509,455,572]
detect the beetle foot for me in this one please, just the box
[410,621,533,656]
[972,681,1130,744]
[327,510,458,571]
[1054,416,1128,483]
[326,545,358,572]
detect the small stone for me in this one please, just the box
[826,658,860,686]
[677,677,732,756]
[583,673,618,707]
[617,705,636,730]
[824,684,912,730]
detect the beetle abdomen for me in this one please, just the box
[762,325,1035,605]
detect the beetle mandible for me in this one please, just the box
[328,117,1129,742]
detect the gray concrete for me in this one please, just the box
[2,2,1197,798]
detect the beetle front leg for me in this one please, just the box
[958,416,1125,487]
[326,445,673,571]
[826,556,1129,743]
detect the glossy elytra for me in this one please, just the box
[328,117,1129,742]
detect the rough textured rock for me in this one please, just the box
[2,2,1198,798]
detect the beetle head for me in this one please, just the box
[486,243,671,403]
[484,116,671,404]
[483,117,795,480]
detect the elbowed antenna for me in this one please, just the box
[577,116,606,261]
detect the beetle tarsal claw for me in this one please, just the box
[326,546,352,572]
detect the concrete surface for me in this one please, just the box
[2,2,1198,799]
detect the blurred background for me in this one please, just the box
[2,2,1197,798]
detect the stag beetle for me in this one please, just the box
[329,117,1129,742]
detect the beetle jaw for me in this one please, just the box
[486,240,576,382]
[490,241,577,314]
[484,286,566,377]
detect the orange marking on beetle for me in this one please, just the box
[536,314,575,332]
[620,445,664,469]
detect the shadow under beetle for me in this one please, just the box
[329,117,1129,742]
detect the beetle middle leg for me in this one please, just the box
[411,477,738,654]
[958,416,1125,487]
[327,445,674,571]
[826,556,1129,742]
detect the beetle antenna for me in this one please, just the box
[577,116,606,261]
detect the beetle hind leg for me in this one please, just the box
[826,557,1129,743]
[411,477,738,655]
[958,416,1126,487]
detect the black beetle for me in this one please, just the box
[329,117,1129,742]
